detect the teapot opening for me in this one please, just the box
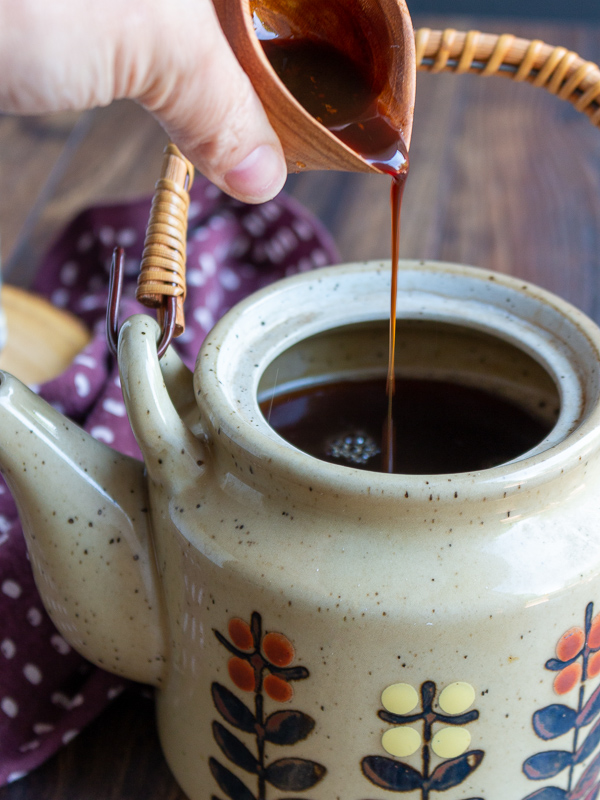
[199,261,599,493]
[257,319,561,474]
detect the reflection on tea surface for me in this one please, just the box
[257,320,561,475]
[260,376,553,474]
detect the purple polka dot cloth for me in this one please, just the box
[0,177,339,786]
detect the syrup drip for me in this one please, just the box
[254,12,409,471]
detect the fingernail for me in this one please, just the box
[225,145,286,200]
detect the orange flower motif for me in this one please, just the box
[216,613,308,704]
[549,605,600,696]
[527,603,600,797]
[588,613,600,650]
[553,661,583,695]
[588,650,600,679]
[263,632,295,667]
[556,627,585,662]
[228,657,256,692]
[228,618,254,652]
[264,674,294,702]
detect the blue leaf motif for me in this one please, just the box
[264,710,315,745]
[533,705,577,740]
[578,683,600,728]
[575,716,600,764]
[265,757,326,791]
[426,751,484,791]
[583,788,600,800]
[570,749,600,798]
[523,750,573,780]
[361,755,424,791]
[546,658,571,672]
[521,788,568,799]
[209,757,256,800]
[212,721,259,774]
[211,683,256,733]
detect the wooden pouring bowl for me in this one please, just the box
[212,0,416,174]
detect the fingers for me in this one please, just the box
[0,0,289,203]
[136,0,288,204]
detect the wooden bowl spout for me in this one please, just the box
[213,0,416,174]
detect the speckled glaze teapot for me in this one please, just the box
[4,260,600,799]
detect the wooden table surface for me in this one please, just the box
[1,14,600,800]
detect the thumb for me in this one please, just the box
[137,0,287,204]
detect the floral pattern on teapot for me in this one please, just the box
[210,612,327,799]
[207,602,600,799]
[522,601,600,799]
[360,679,484,798]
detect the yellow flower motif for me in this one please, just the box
[438,682,475,715]
[381,683,419,715]
[366,679,483,797]
[431,726,472,758]
[382,726,421,757]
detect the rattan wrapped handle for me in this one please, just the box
[133,29,600,351]
[136,143,195,337]
[416,28,600,126]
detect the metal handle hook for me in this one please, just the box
[107,247,177,360]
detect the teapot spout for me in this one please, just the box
[0,371,167,686]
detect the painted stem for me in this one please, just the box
[422,743,431,800]
[256,691,266,800]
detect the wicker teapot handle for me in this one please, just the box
[416,28,600,125]
[114,28,600,357]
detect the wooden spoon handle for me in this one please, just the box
[416,28,600,126]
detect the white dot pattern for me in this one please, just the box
[1,697,19,718]
[33,723,54,735]
[23,664,43,685]
[26,608,43,627]
[49,636,71,656]
[102,398,126,417]
[1,639,16,659]
[0,174,338,788]
[2,580,22,599]
[60,261,79,286]
[74,373,91,398]
[50,288,69,308]
[187,268,206,287]
[18,740,40,753]
[116,227,137,247]
[90,426,115,444]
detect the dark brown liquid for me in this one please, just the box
[261,378,551,474]
[254,16,409,469]
[384,175,406,471]
[256,35,408,174]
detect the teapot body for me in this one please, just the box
[119,261,600,799]
[150,467,600,800]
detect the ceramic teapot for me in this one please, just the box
[4,259,600,799]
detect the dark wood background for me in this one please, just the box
[1,14,600,800]
[409,0,600,21]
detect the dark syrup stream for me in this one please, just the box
[254,15,409,471]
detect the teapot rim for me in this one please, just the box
[193,259,600,504]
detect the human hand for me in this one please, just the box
[0,0,287,203]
